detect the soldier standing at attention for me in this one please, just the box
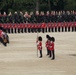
[49,37,55,60]
[45,35,50,56]
[37,36,43,58]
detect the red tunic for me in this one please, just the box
[57,23,61,28]
[27,24,31,28]
[13,24,17,28]
[17,24,21,29]
[4,24,7,29]
[7,24,11,29]
[49,42,54,51]
[74,22,76,27]
[54,23,57,28]
[34,24,37,28]
[45,40,50,48]
[37,41,42,50]
[24,23,27,28]
[41,23,46,28]
[37,24,41,28]
[64,22,67,27]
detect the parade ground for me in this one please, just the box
[0,32,76,75]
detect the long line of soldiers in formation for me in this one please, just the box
[0,10,76,23]
[0,22,76,33]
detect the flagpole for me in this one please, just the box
[36,30,38,57]
[36,24,39,57]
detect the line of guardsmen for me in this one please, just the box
[0,22,76,33]
[0,11,76,23]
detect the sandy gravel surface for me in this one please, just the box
[0,32,76,75]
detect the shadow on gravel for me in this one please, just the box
[69,54,76,57]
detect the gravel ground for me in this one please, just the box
[0,32,76,75]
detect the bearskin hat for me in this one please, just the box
[48,36,52,41]
[38,36,42,41]
[46,35,49,38]
[51,37,55,42]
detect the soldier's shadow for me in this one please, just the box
[69,54,76,57]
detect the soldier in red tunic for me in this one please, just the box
[45,35,50,55]
[49,37,55,60]
[18,24,21,33]
[13,23,17,33]
[7,23,11,33]
[41,22,46,33]
[37,36,42,58]
[24,23,27,33]
[20,23,24,33]
[27,23,31,33]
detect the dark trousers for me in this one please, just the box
[31,28,34,33]
[62,27,64,32]
[68,27,70,32]
[51,50,55,59]
[47,48,49,55]
[8,29,10,33]
[28,28,31,33]
[75,27,76,31]
[48,28,51,32]
[11,28,13,33]
[21,28,23,33]
[18,29,20,33]
[49,50,51,57]
[14,28,17,33]
[42,28,44,33]
[58,27,60,32]
[24,28,26,33]
[38,28,41,32]
[39,50,42,57]
[72,27,74,32]
[52,28,54,32]
[45,28,47,32]
[65,27,67,32]
[55,27,57,32]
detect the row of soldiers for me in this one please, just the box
[0,22,76,33]
[0,10,76,23]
